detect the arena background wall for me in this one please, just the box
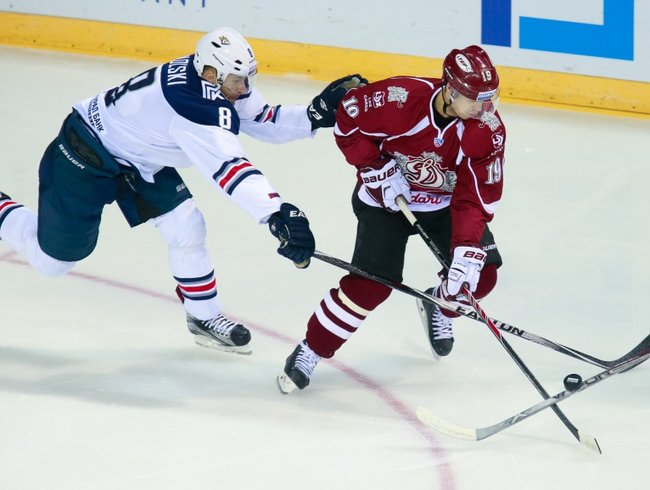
[1,0,648,119]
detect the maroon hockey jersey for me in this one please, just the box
[334,76,505,249]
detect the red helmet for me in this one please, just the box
[442,45,499,102]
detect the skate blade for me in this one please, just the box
[193,336,252,355]
[276,373,298,395]
[416,298,441,361]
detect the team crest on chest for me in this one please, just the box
[394,151,457,192]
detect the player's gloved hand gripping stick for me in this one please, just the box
[394,195,601,454]
[268,202,315,269]
[359,159,411,212]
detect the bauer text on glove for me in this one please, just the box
[307,74,368,130]
[360,159,411,212]
[268,203,315,266]
[446,246,486,296]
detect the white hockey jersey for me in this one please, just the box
[73,54,314,223]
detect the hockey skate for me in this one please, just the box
[416,287,454,357]
[277,340,322,394]
[186,313,252,355]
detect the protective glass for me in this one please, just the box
[245,61,258,93]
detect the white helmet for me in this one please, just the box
[193,28,258,91]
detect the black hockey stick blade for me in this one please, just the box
[312,250,650,370]
[416,347,650,451]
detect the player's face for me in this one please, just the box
[221,74,248,103]
[448,87,500,120]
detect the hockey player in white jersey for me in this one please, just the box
[0,27,366,354]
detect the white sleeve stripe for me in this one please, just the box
[385,116,430,140]
[333,124,359,137]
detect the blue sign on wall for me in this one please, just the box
[481,0,634,60]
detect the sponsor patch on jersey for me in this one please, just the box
[364,92,385,111]
[86,95,105,133]
[492,133,504,148]
[410,192,446,205]
[372,91,385,108]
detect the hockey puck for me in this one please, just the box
[563,374,582,391]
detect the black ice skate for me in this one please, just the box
[416,287,454,357]
[277,340,322,394]
[186,313,252,355]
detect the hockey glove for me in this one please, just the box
[307,74,368,130]
[268,203,315,268]
[446,246,486,296]
[360,159,411,212]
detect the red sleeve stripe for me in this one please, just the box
[212,158,262,195]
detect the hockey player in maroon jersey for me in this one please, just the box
[278,45,505,393]
[0,28,366,355]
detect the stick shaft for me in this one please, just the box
[311,250,650,369]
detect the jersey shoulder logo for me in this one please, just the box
[201,80,222,101]
[387,86,409,108]
[478,111,501,131]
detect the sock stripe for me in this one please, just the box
[174,271,217,301]
[0,200,23,229]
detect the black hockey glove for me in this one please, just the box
[268,203,315,268]
[307,74,368,130]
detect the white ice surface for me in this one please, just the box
[1,46,649,490]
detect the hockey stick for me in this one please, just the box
[395,196,600,453]
[416,346,650,443]
[311,250,650,369]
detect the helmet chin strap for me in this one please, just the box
[441,84,454,117]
